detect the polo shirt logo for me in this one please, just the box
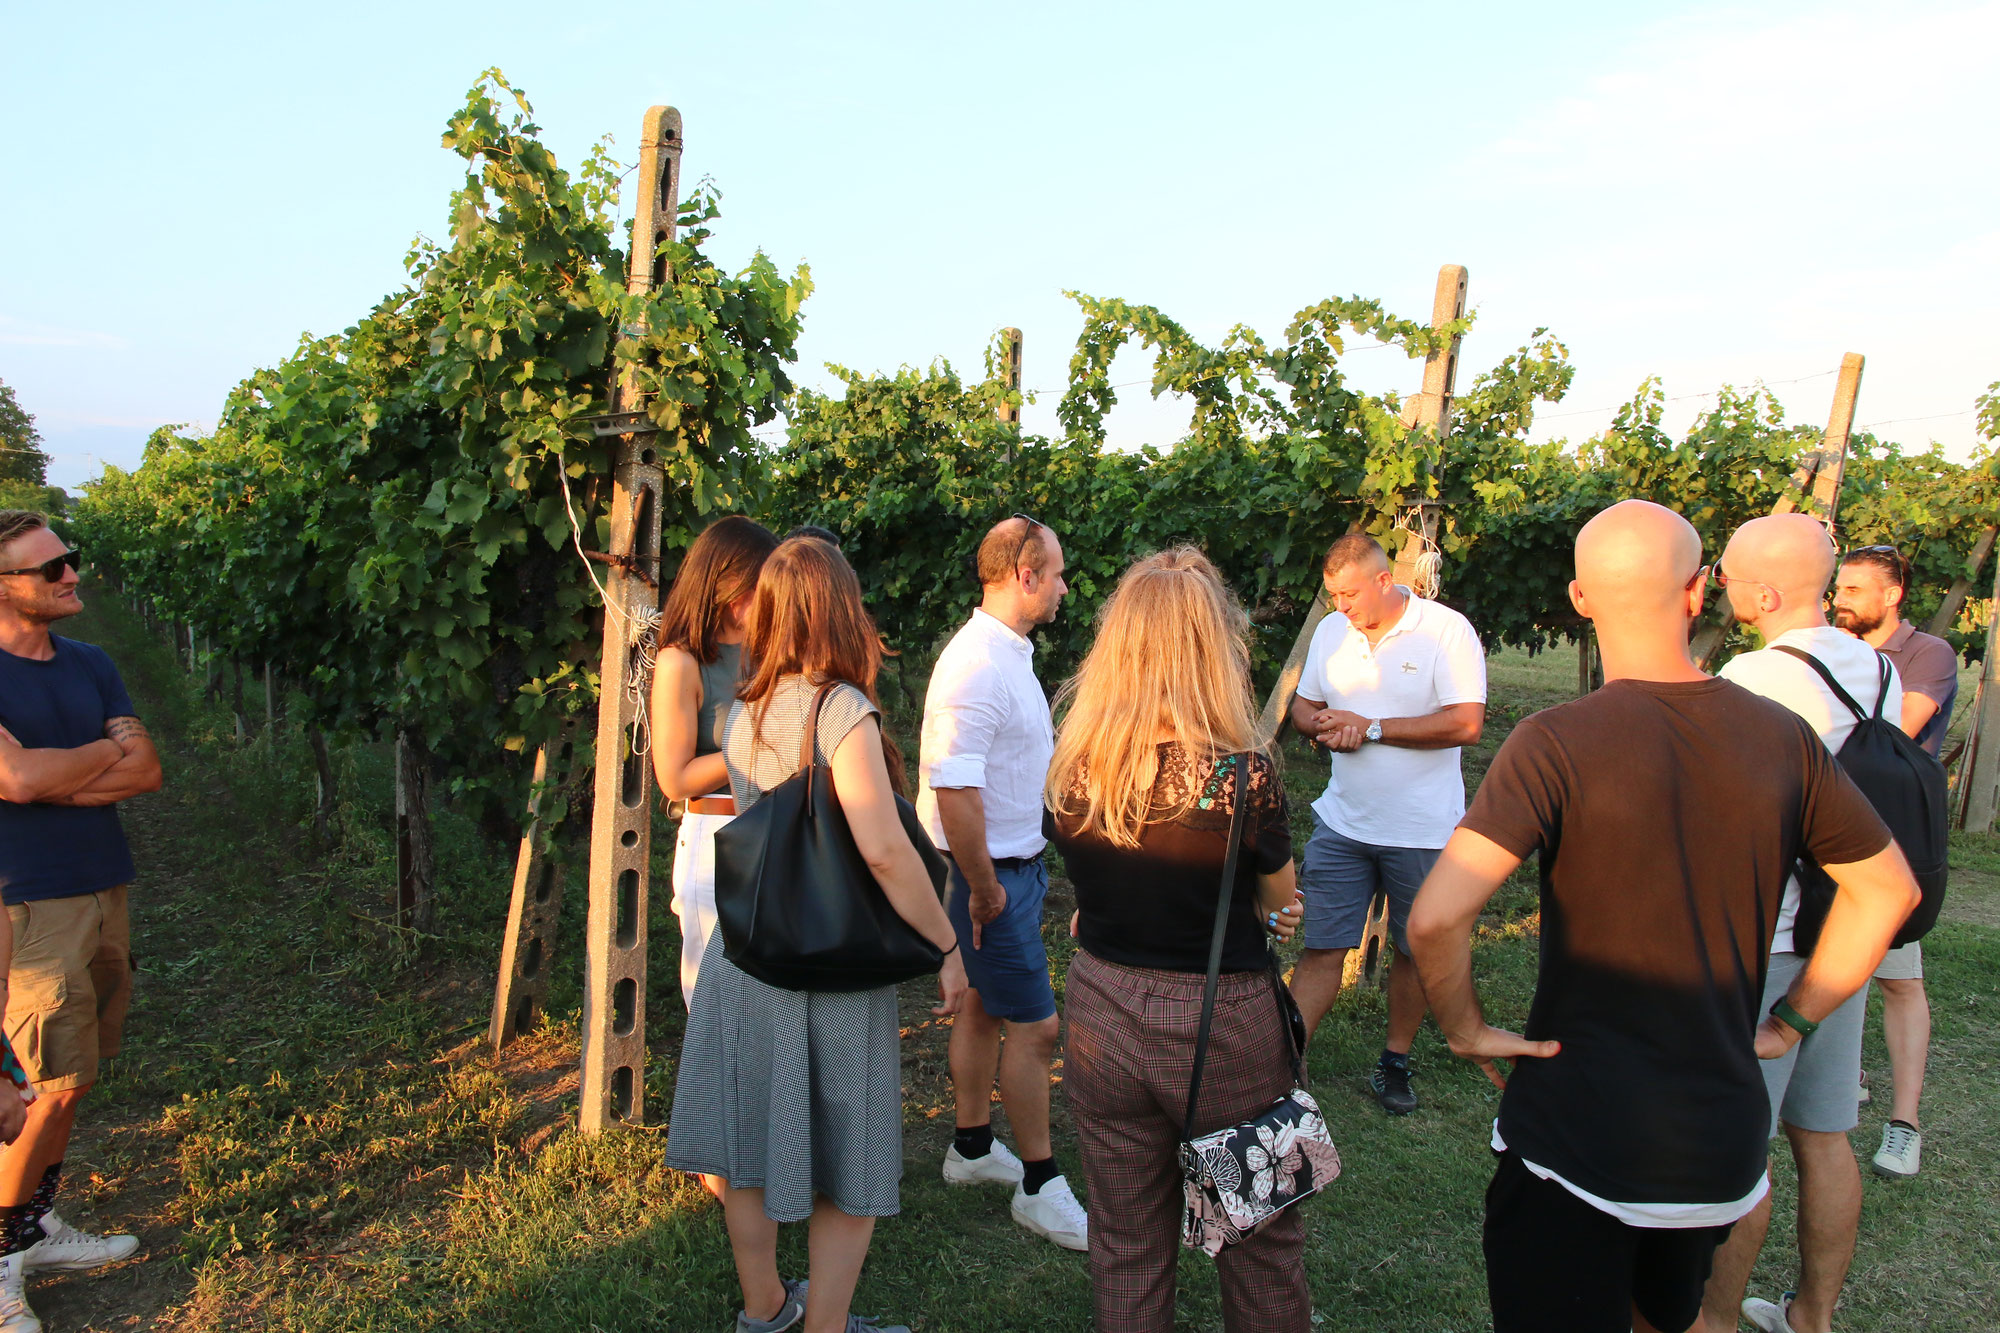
[1401,661,1418,674]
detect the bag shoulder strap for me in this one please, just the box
[1183,752,1254,1141]
[1770,645,1880,724]
[796,681,841,774]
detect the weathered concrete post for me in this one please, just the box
[1928,525,1997,639]
[1693,354,1865,669]
[1257,264,1467,991]
[579,105,683,1131]
[997,328,1023,426]
[491,730,575,1048]
[1958,555,2000,833]
[1389,264,1468,594]
[394,728,435,933]
[1254,265,1468,750]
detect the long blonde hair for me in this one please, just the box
[1046,547,1260,847]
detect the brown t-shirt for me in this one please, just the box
[1054,746,1293,974]
[1461,677,1890,1205]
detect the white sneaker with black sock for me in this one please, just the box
[0,1253,41,1333]
[943,1139,1024,1186]
[20,1211,139,1272]
[1011,1175,1088,1251]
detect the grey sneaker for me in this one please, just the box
[1742,1292,1799,1333]
[1369,1061,1418,1116]
[841,1319,910,1333]
[736,1279,807,1333]
[1872,1120,1922,1178]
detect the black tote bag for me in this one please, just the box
[712,683,948,992]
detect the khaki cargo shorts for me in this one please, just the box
[5,886,134,1092]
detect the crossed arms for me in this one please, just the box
[0,716,162,807]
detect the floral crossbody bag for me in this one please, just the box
[1179,753,1341,1255]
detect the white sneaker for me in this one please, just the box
[1011,1176,1088,1251]
[942,1140,1024,1187]
[1872,1120,1922,1178]
[1742,1292,1800,1333]
[0,1253,41,1333]
[20,1210,140,1272]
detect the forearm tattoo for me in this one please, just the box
[105,716,151,746]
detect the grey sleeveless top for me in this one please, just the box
[694,641,743,758]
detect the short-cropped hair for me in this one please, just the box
[1843,544,1910,590]
[1322,532,1387,575]
[0,510,49,559]
[976,516,1050,586]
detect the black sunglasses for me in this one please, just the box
[0,548,81,583]
[1010,512,1045,573]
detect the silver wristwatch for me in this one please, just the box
[1364,718,1383,743]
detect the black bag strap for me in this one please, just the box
[1183,753,1254,1141]
[795,681,841,774]
[1770,645,1890,724]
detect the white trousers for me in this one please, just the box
[670,809,734,1010]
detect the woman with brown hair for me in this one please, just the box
[649,514,779,1010]
[665,537,967,1333]
[1048,547,1310,1333]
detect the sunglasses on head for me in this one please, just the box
[0,548,82,582]
[1009,512,1045,572]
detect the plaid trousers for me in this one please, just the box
[1063,949,1312,1333]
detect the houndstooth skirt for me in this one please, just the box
[664,931,904,1221]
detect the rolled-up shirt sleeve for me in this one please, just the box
[921,662,1008,790]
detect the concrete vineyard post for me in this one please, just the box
[1255,263,1467,992]
[1693,354,1865,670]
[1928,525,1997,639]
[1960,554,2000,832]
[578,105,682,1132]
[491,729,575,1049]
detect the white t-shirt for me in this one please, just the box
[916,609,1055,860]
[1297,590,1487,849]
[1718,625,1903,954]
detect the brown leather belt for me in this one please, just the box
[684,796,737,817]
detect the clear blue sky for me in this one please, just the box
[4,0,1994,491]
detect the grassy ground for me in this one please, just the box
[29,599,1999,1332]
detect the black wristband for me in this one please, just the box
[940,940,959,958]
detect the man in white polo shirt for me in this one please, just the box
[917,514,1087,1252]
[1288,533,1487,1116]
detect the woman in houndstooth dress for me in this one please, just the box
[665,536,967,1333]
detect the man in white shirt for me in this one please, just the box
[1288,533,1487,1116]
[1702,514,1904,1333]
[916,514,1087,1251]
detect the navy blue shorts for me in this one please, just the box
[1297,816,1441,955]
[946,855,1057,1024]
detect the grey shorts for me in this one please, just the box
[1759,951,1866,1136]
[1297,816,1440,955]
[1873,941,1923,982]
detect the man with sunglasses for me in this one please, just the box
[916,513,1088,1251]
[0,510,160,1333]
[1831,543,1956,1181]
[1700,514,1904,1333]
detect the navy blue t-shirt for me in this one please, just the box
[0,635,139,904]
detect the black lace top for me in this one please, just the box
[1051,744,1293,973]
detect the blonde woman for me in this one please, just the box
[1048,547,1309,1333]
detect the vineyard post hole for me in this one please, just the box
[1256,262,1468,991]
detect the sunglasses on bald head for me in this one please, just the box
[0,548,82,582]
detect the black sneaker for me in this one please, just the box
[1369,1061,1418,1115]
